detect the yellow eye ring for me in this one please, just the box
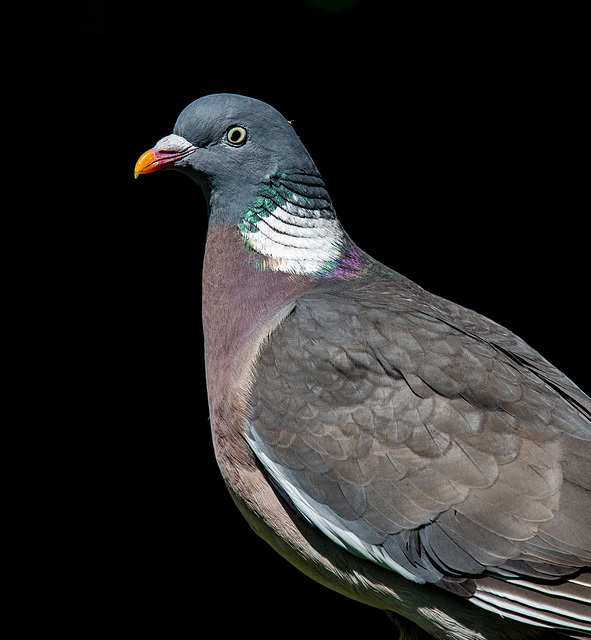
[226,126,247,146]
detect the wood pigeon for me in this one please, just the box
[135,94,590,639]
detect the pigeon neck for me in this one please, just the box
[202,224,313,406]
[237,172,347,276]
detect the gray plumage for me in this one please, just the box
[248,284,590,635]
[135,94,590,639]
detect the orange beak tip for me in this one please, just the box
[134,149,159,179]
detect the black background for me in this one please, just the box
[79,2,588,636]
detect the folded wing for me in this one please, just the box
[247,291,591,635]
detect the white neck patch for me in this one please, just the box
[240,205,343,274]
[239,185,344,275]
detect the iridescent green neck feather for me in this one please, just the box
[238,172,348,275]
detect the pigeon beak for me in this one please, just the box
[134,134,197,179]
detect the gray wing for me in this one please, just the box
[246,291,591,635]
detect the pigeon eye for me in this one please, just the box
[226,126,248,146]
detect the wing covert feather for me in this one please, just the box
[246,290,591,611]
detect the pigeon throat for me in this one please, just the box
[238,172,347,276]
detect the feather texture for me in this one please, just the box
[247,281,591,636]
[139,93,591,639]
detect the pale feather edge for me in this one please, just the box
[245,430,591,634]
[245,428,426,584]
[470,590,591,633]
[470,582,591,633]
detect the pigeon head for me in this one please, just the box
[135,94,320,221]
[136,94,357,276]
